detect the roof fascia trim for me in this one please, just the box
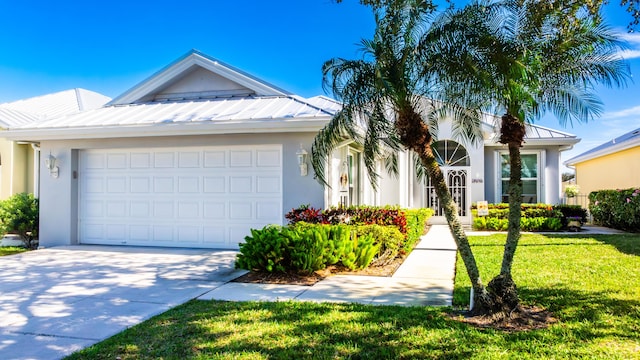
[2,118,331,141]
[564,136,640,166]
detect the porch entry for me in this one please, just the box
[424,140,471,224]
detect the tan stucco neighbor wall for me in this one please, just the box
[0,138,36,199]
[574,146,640,197]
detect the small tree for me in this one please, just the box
[0,193,39,249]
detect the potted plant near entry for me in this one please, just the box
[567,216,583,231]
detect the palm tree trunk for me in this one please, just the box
[486,113,526,314]
[501,141,522,275]
[419,150,491,310]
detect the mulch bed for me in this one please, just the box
[232,250,409,286]
[448,306,557,332]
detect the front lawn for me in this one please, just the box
[66,234,640,359]
[0,246,28,256]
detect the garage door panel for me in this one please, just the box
[154,152,175,167]
[230,150,252,167]
[204,177,225,193]
[107,153,127,169]
[178,177,199,193]
[130,225,150,241]
[230,176,252,193]
[79,145,282,249]
[179,152,200,167]
[130,153,151,168]
[257,149,281,167]
[257,176,281,193]
[204,151,225,167]
[203,202,226,219]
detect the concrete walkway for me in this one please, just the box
[199,225,458,306]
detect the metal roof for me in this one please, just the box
[483,115,579,146]
[523,123,576,140]
[305,95,342,115]
[0,108,40,128]
[565,127,640,165]
[12,95,334,131]
[0,88,111,128]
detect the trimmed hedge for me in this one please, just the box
[471,203,584,231]
[404,208,434,252]
[589,188,640,232]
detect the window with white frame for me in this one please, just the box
[500,152,539,203]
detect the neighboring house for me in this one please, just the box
[565,127,640,197]
[0,89,111,199]
[4,50,579,249]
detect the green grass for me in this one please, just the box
[66,234,640,359]
[0,246,27,256]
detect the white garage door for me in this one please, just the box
[78,145,282,249]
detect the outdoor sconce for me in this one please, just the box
[44,153,59,178]
[296,146,308,176]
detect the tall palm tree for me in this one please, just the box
[426,0,629,314]
[311,0,492,309]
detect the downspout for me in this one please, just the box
[31,143,40,198]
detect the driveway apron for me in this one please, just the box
[0,245,241,360]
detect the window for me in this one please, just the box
[338,147,362,207]
[348,149,361,206]
[433,140,470,167]
[500,153,539,203]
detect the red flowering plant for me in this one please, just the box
[284,204,325,224]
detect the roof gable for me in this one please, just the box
[109,50,290,105]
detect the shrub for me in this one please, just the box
[355,225,404,266]
[471,203,569,232]
[589,188,640,232]
[284,204,324,224]
[553,204,588,227]
[235,223,382,273]
[285,205,409,234]
[0,193,39,249]
[235,225,290,272]
[404,208,434,252]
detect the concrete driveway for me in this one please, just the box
[0,245,242,360]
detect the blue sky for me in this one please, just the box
[0,0,638,170]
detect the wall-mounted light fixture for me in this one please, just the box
[44,153,59,178]
[296,145,308,176]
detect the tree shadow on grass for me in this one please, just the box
[69,297,640,359]
[587,234,640,256]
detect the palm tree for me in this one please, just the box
[426,0,629,314]
[311,0,492,310]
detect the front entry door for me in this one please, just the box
[425,167,470,224]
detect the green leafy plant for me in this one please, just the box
[404,208,433,252]
[235,225,290,272]
[471,203,582,231]
[355,225,404,266]
[0,193,39,249]
[589,188,640,231]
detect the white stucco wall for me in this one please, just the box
[37,132,325,248]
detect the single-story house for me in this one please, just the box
[564,127,640,197]
[4,50,580,249]
[0,89,111,199]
